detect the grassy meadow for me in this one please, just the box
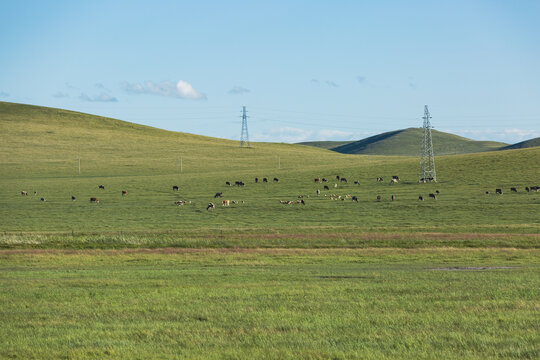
[1,102,539,358]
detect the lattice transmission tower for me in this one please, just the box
[419,105,436,182]
[240,106,249,148]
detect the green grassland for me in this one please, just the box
[1,248,538,359]
[1,102,539,246]
[501,137,540,151]
[1,102,539,359]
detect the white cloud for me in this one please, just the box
[251,127,372,143]
[79,92,118,102]
[357,76,366,83]
[228,86,250,95]
[0,91,9,97]
[325,80,339,87]
[122,80,206,100]
[441,128,540,143]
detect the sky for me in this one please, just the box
[1,0,539,144]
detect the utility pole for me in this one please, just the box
[419,105,436,182]
[240,106,249,148]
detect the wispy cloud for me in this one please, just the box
[325,80,339,87]
[228,85,250,95]
[251,127,372,143]
[356,76,366,83]
[311,79,339,87]
[53,92,69,98]
[441,128,540,143]
[79,92,118,102]
[0,91,9,97]
[94,83,111,92]
[122,80,206,100]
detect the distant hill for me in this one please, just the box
[323,128,508,156]
[499,137,540,150]
[297,140,354,149]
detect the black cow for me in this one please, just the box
[263,178,268,183]
[273,177,279,182]
[392,176,399,181]
[419,196,424,201]
[435,190,440,194]
[40,197,46,202]
[496,189,503,195]
[322,178,327,182]
[429,193,437,199]
[324,185,329,190]
[90,197,99,203]
[377,177,383,182]
[207,203,215,210]
[214,192,223,198]
[525,187,530,192]
[172,185,179,191]
[255,178,259,183]
[98,185,105,190]
[336,175,340,180]
[300,199,305,205]
[340,178,347,183]
[354,181,359,185]
[510,187,517,192]
[71,196,76,201]
[391,195,396,201]
[352,196,358,202]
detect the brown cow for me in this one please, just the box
[222,200,230,206]
[90,197,99,203]
[21,191,28,196]
[314,178,321,183]
[122,190,128,196]
[376,195,381,202]
[391,195,396,201]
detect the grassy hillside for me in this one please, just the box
[500,137,540,150]
[331,128,508,156]
[1,102,539,241]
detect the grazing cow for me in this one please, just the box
[322,178,327,182]
[377,177,383,182]
[352,196,358,202]
[122,190,128,196]
[222,200,230,206]
[531,186,539,192]
[418,195,423,201]
[90,197,99,203]
[316,189,321,196]
[333,183,338,188]
[226,181,231,186]
[263,178,268,183]
[354,181,359,185]
[21,191,28,196]
[435,190,440,194]
[525,187,530,192]
[510,187,517,193]
[336,175,340,180]
[207,203,215,210]
[174,200,185,206]
[390,178,398,184]
[71,196,76,201]
[485,191,489,194]
[273,177,279,182]
[40,197,46,202]
[34,191,37,196]
[324,185,329,190]
[314,178,322,183]
[214,192,223,198]
[280,200,288,204]
[236,181,245,186]
[98,185,105,190]
[376,195,381,202]
[341,178,347,183]
[392,176,399,181]
[496,189,503,195]
[429,193,437,200]
[391,195,396,201]
[255,178,258,183]
[172,185,179,191]
[300,199,305,205]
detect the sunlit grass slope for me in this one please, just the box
[331,128,508,156]
[1,101,539,239]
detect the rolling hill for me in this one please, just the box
[499,137,540,150]
[303,128,509,156]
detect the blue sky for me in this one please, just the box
[1,0,539,143]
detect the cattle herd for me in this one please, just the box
[18,175,538,212]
